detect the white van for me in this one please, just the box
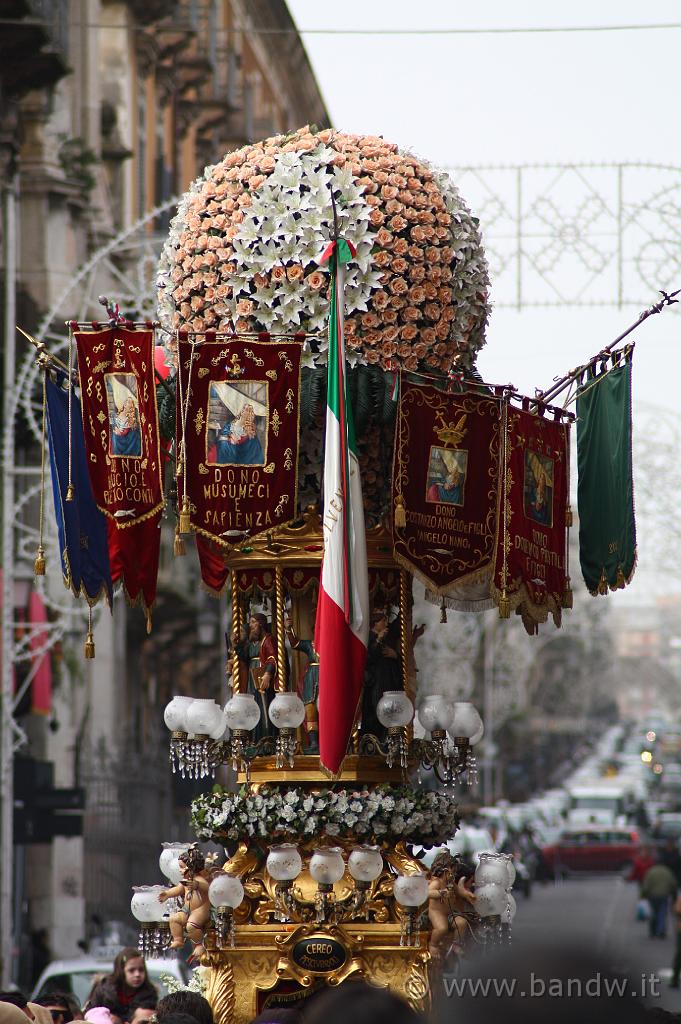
[566,784,627,826]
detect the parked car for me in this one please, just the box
[32,956,190,1004]
[415,826,496,869]
[652,812,681,840]
[541,825,640,876]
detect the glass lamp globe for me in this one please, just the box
[163,696,194,733]
[159,843,189,885]
[449,702,483,739]
[469,721,484,746]
[208,873,245,910]
[224,693,261,731]
[475,853,510,888]
[185,699,224,738]
[377,691,414,729]
[268,693,305,729]
[309,848,345,885]
[393,873,429,907]
[505,892,517,922]
[417,695,454,733]
[267,844,302,882]
[131,885,166,922]
[348,845,384,883]
[209,708,230,742]
[504,854,516,888]
[475,882,508,918]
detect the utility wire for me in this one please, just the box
[5,19,681,35]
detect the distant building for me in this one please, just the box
[1,0,328,981]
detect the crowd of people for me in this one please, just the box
[0,949,214,1024]
[2,943,681,1024]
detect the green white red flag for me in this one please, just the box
[315,238,370,775]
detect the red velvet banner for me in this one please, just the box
[75,327,164,617]
[392,378,502,594]
[177,336,302,546]
[492,404,570,632]
[74,327,164,525]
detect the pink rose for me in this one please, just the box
[306,271,325,290]
[390,295,407,310]
[435,226,449,241]
[436,321,450,340]
[382,309,397,324]
[388,215,408,233]
[372,290,389,310]
[408,245,424,262]
[369,209,385,227]
[409,265,426,284]
[417,210,435,225]
[271,266,287,283]
[402,305,420,322]
[373,251,391,268]
[414,342,428,358]
[424,302,441,321]
[235,318,250,331]
[361,312,380,329]
[365,194,381,208]
[410,226,426,244]
[393,238,409,256]
[426,266,443,283]
[237,298,254,316]
[204,251,218,267]
[388,173,406,188]
[397,343,412,358]
[382,325,400,344]
[389,277,408,296]
[409,286,426,304]
[191,295,205,312]
[374,170,389,185]
[358,176,378,194]
[442,305,456,322]
[287,264,304,282]
[424,282,438,300]
[381,185,399,201]
[391,257,408,275]
[375,228,394,248]
[407,178,420,191]
[258,155,275,173]
[438,287,453,304]
[248,174,266,190]
[437,212,451,226]
[180,302,191,319]
[422,328,437,346]
[216,284,230,299]
[192,316,205,332]
[365,349,381,364]
[385,199,404,216]
[401,324,418,342]
[404,354,419,371]
[425,246,441,263]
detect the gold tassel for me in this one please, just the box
[597,570,608,595]
[498,591,511,619]
[440,598,447,624]
[84,631,95,659]
[84,607,95,659]
[145,607,152,634]
[34,544,46,577]
[565,505,573,528]
[615,566,626,590]
[66,483,75,502]
[174,526,186,556]
[394,495,407,528]
[562,581,574,609]
[179,495,191,534]
[175,454,184,479]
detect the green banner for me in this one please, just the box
[576,349,637,595]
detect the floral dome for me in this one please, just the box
[157,127,491,374]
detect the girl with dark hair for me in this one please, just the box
[86,949,157,1017]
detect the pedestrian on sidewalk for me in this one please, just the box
[641,856,678,939]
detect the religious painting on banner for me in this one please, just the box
[177,335,302,546]
[392,377,503,595]
[492,402,571,633]
[74,326,164,616]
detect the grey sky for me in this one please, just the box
[287,0,681,599]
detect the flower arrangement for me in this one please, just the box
[190,783,459,846]
[157,126,490,374]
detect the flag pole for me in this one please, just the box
[537,287,680,405]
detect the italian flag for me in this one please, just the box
[315,237,370,775]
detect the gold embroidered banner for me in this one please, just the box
[392,378,502,594]
[177,335,302,546]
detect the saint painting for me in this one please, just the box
[207,380,268,467]
[524,450,554,527]
[106,373,142,458]
[426,447,468,506]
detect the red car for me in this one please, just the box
[542,825,640,875]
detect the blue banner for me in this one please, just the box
[45,373,113,607]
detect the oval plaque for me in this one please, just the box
[291,934,347,975]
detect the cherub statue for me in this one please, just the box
[428,850,477,963]
[159,844,217,962]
